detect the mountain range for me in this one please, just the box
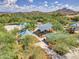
[0,8,79,15]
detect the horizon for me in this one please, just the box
[0,0,79,12]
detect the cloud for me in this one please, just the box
[0,0,19,12]
[10,5,52,12]
[44,1,48,7]
[54,1,59,4]
[0,0,17,7]
[0,0,79,12]
[44,3,48,7]
[65,4,69,7]
[7,0,17,5]
[28,0,33,3]
[44,1,48,4]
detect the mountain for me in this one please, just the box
[53,8,78,15]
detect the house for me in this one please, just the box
[4,24,25,32]
[33,23,53,36]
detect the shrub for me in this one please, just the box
[54,42,69,55]
[21,35,39,47]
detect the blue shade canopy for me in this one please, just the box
[19,30,33,36]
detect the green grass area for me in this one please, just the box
[46,33,79,55]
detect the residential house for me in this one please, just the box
[33,23,53,36]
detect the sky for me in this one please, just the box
[0,0,79,12]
